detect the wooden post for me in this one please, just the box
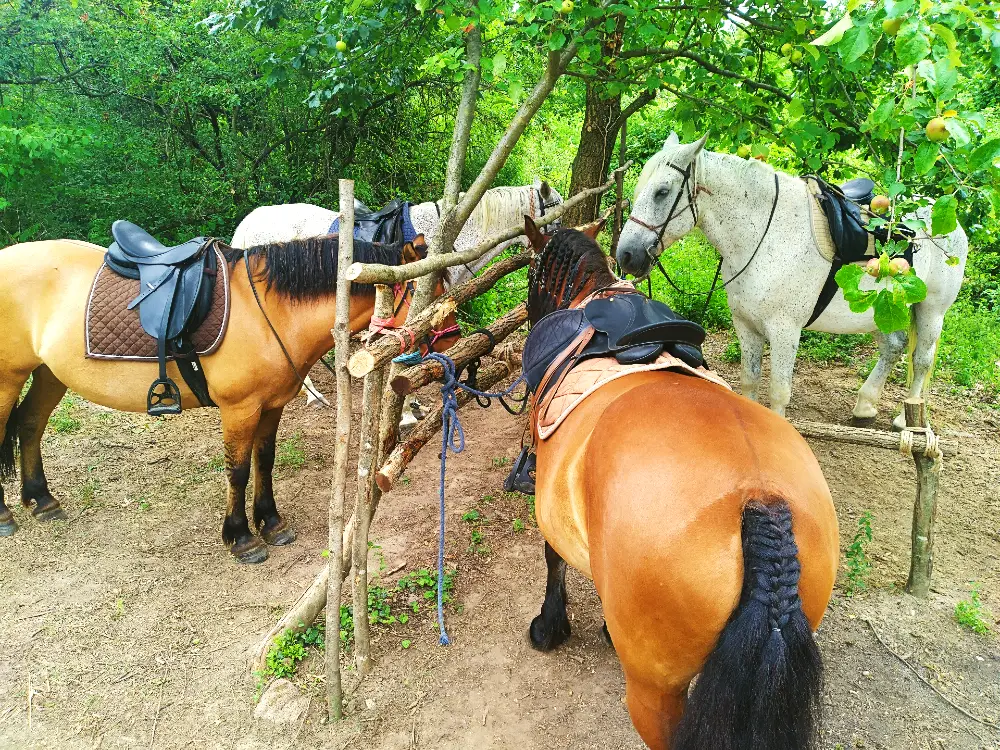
[326,179,354,721]
[904,398,940,598]
[350,285,393,675]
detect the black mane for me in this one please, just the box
[223,234,406,300]
[528,229,617,324]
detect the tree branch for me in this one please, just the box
[610,89,657,135]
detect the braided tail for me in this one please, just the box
[673,500,822,750]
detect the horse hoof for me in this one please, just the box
[529,613,571,652]
[32,504,67,523]
[0,514,18,537]
[850,415,877,428]
[232,539,269,564]
[262,524,296,547]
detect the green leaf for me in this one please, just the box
[548,31,566,51]
[930,23,962,67]
[835,262,865,292]
[895,22,930,67]
[847,290,877,313]
[492,53,506,78]
[929,57,958,101]
[812,12,854,47]
[889,182,907,198]
[787,98,805,120]
[871,98,895,125]
[873,288,911,333]
[931,194,957,236]
[914,140,939,175]
[840,24,872,64]
[969,139,1000,171]
[896,271,927,304]
[884,0,915,19]
[944,118,970,146]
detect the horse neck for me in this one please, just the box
[233,270,375,369]
[696,151,782,268]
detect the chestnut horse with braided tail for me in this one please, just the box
[522,218,839,749]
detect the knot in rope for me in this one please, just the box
[898,424,943,473]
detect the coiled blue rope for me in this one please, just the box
[422,352,528,645]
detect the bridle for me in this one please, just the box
[368,277,460,354]
[625,158,780,324]
[534,185,562,230]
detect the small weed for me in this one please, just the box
[512,518,525,533]
[492,456,510,468]
[844,511,873,596]
[468,528,489,555]
[276,432,306,471]
[49,395,82,434]
[79,476,101,508]
[461,509,481,523]
[137,497,151,512]
[110,597,125,620]
[398,568,455,604]
[400,476,412,486]
[723,337,741,363]
[481,494,495,504]
[339,584,400,648]
[954,583,993,636]
[401,639,412,649]
[258,623,325,687]
[204,454,225,474]
[526,495,536,522]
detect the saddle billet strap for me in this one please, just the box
[148,282,183,416]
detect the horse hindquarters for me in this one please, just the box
[671,501,822,750]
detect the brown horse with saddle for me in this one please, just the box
[0,223,458,563]
[520,217,839,749]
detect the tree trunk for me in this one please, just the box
[564,85,622,228]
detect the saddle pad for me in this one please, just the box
[536,353,731,441]
[806,178,874,264]
[85,249,231,361]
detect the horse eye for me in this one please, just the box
[655,186,670,200]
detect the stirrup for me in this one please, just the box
[147,377,182,416]
[504,446,536,495]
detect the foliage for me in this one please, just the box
[844,510,874,596]
[260,622,326,682]
[397,567,456,604]
[954,583,993,636]
[275,431,306,470]
[48,394,82,434]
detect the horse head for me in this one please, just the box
[533,178,564,230]
[616,132,708,277]
[393,235,461,353]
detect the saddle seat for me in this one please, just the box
[331,198,414,245]
[839,177,875,205]
[105,220,218,415]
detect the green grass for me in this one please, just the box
[258,623,326,684]
[49,394,82,434]
[954,583,993,636]
[275,432,306,471]
[937,299,1000,394]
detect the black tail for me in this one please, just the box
[1,402,18,482]
[672,500,822,750]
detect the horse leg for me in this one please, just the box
[221,409,268,564]
[764,322,801,417]
[529,541,572,651]
[853,330,907,422]
[623,679,686,750]
[18,366,68,522]
[0,377,29,536]
[732,315,764,402]
[253,407,297,546]
[893,305,942,430]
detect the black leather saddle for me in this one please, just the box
[106,220,218,415]
[332,199,411,245]
[839,177,875,205]
[806,178,916,327]
[521,293,706,395]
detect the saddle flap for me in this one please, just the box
[521,308,590,393]
[584,293,705,349]
[614,343,663,365]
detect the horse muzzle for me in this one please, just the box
[615,232,654,278]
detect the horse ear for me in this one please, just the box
[676,133,709,166]
[581,218,606,239]
[539,180,552,200]
[401,240,421,264]
[524,215,546,250]
[664,131,680,148]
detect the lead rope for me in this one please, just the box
[423,352,529,644]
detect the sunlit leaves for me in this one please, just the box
[931,194,958,236]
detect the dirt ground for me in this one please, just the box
[1,332,998,750]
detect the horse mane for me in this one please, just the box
[635,145,778,201]
[223,234,405,300]
[528,229,617,324]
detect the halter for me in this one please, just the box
[534,185,562,230]
[627,157,704,262]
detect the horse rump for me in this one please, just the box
[672,500,822,750]
[1,401,18,481]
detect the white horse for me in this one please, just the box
[232,180,563,409]
[616,133,969,429]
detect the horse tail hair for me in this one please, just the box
[672,500,822,750]
[1,401,19,482]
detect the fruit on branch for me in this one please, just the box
[866,258,881,278]
[925,117,949,143]
[882,18,903,36]
[781,43,793,57]
[335,40,348,52]
[737,144,752,158]
[560,0,574,12]
[888,257,910,276]
[870,195,890,215]
[790,49,803,63]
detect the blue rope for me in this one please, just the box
[393,350,424,366]
[423,352,528,646]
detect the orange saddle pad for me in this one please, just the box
[85,248,231,361]
[536,352,731,441]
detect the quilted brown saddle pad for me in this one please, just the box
[85,248,231,361]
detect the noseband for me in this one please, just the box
[626,159,705,263]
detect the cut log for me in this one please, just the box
[391,303,528,395]
[787,417,954,456]
[348,252,530,378]
[377,355,523,492]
